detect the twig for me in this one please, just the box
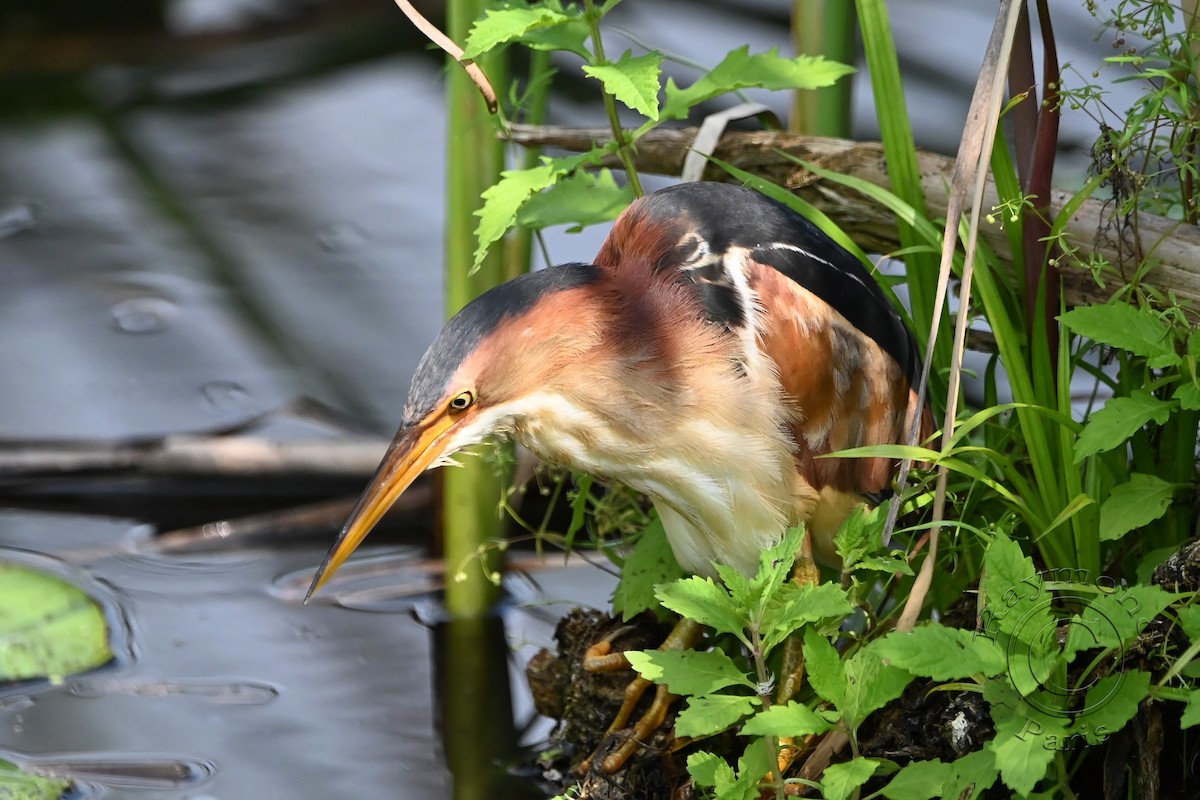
[0,437,390,479]
[505,124,1200,320]
[895,0,1024,633]
[391,0,498,114]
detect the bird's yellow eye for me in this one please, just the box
[448,390,475,412]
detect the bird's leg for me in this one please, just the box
[774,527,823,774]
[579,617,705,774]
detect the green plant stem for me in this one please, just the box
[582,0,644,197]
[507,48,554,277]
[791,0,856,136]
[749,625,785,800]
[854,0,946,370]
[443,0,508,618]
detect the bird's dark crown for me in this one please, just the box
[403,263,599,425]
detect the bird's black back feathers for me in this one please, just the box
[642,182,921,386]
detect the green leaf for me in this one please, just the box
[981,532,1050,640]
[821,758,881,800]
[1074,670,1150,744]
[1174,380,1200,411]
[981,534,1062,697]
[840,646,913,728]
[739,700,832,737]
[1059,304,1179,367]
[729,739,774,800]
[712,526,804,617]
[582,51,663,120]
[518,22,591,59]
[656,576,747,639]
[462,4,572,60]
[1074,390,1176,462]
[882,759,953,800]
[1181,689,1200,729]
[834,506,914,576]
[0,760,71,800]
[516,169,634,232]
[625,648,754,696]
[661,46,854,120]
[611,517,683,620]
[874,625,1007,680]
[0,562,111,682]
[803,628,846,708]
[1176,605,1200,642]
[1099,473,1176,541]
[687,751,736,790]
[942,748,998,800]
[760,581,854,654]
[675,693,759,738]
[1068,584,1175,652]
[473,154,593,268]
[986,684,1062,796]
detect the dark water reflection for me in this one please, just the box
[0,509,604,798]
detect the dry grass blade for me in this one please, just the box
[895,0,1025,633]
[392,0,498,113]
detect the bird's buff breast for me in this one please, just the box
[508,392,797,577]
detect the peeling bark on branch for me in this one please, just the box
[508,124,1200,320]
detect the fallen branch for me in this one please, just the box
[0,436,389,479]
[507,124,1200,319]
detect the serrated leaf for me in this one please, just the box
[986,684,1063,796]
[874,625,1007,680]
[840,646,912,728]
[729,739,774,800]
[821,758,881,800]
[834,506,911,576]
[739,700,831,737]
[1176,605,1200,642]
[1174,380,1200,411]
[687,751,736,789]
[1068,584,1175,652]
[803,629,846,708]
[611,517,683,620]
[625,648,754,696]
[1099,473,1176,541]
[461,5,571,60]
[834,505,874,564]
[760,581,854,654]
[1074,390,1176,462]
[661,46,854,120]
[882,759,953,800]
[675,693,759,738]
[656,576,747,638]
[942,748,998,800]
[518,21,591,58]
[1181,690,1200,728]
[982,532,1050,640]
[582,50,663,120]
[473,154,593,268]
[1059,304,1179,366]
[1073,670,1150,743]
[516,169,634,232]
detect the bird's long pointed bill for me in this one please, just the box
[305,417,455,601]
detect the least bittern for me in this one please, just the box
[307,182,931,770]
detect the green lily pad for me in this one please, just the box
[0,561,112,683]
[0,759,71,800]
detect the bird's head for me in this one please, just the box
[305,263,605,600]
